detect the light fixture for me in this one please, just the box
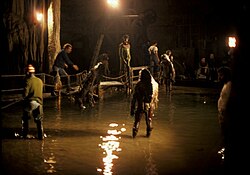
[36,12,43,22]
[228,36,236,48]
[107,0,119,8]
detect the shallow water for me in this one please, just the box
[1,86,223,175]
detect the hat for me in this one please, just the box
[26,64,35,73]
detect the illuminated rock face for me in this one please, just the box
[2,0,60,74]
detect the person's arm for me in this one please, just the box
[62,51,79,71]
[170,62,176,81]
[118,43,123,60]
[72,65,79,71]
[23,79,29,99]
[130,86,137,116]
[155,49,160,63]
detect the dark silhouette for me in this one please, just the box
[130,68,153,138]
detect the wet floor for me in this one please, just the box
[1,86,224,175]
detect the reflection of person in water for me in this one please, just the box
[130,68,153,138]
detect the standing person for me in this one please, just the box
[142,40,151,67]
[119,34,131,76]
[208,53,217,82]
[160,50,176,92]
[148,40,160,82]
[130,68,153,138]
[217,66,232,160]
[21,64,44,140]
[52,43,79,95]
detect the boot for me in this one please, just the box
[132,127,138,138]
[146,116,153,137]
[146,128,152,137]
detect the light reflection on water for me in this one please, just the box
[144,143,158,175]
[44,152,57,173]
[97,123,126,175]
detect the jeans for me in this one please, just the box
[53,66,71,88]
[22,100,44,139]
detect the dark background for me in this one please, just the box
[1,0,248,76]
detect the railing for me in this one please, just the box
[130,66,149,90]
[1,66,149,101]
[1,72,86,94]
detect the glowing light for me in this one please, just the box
[107,129,121,135]
[107,0,119,8]
[109,123,118,127]
[218,147,225,160]
[44,153,57,173]
[97,123,126,174]
[36,12,43,22]
[121,128,126,132]
[228,36,236,48]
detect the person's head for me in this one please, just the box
[151,40,157,46]
[139,68,151,83]
[166,50,172,56]
[99,53,109,61]
[201,57,206,63]
[161,54,170,62]
[25,64,35,76]
[99,53,109,64]
[209,53,215,59]
[217,66,231,84]
[122,34,129,44]
[63,43,73,53]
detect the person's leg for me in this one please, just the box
[33,105,44,140]
[77,89,86,109]
[169,79,173,91]
[51,68,58,96]
[58,68,72,91]
[166,79,171,92]
[132,110,143,138]
[119,58,124,75]
[21,110,31,138]
[145,109,153,137]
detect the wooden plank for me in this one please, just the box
[100,81,124,86]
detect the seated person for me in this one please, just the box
[196,57,209,79]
